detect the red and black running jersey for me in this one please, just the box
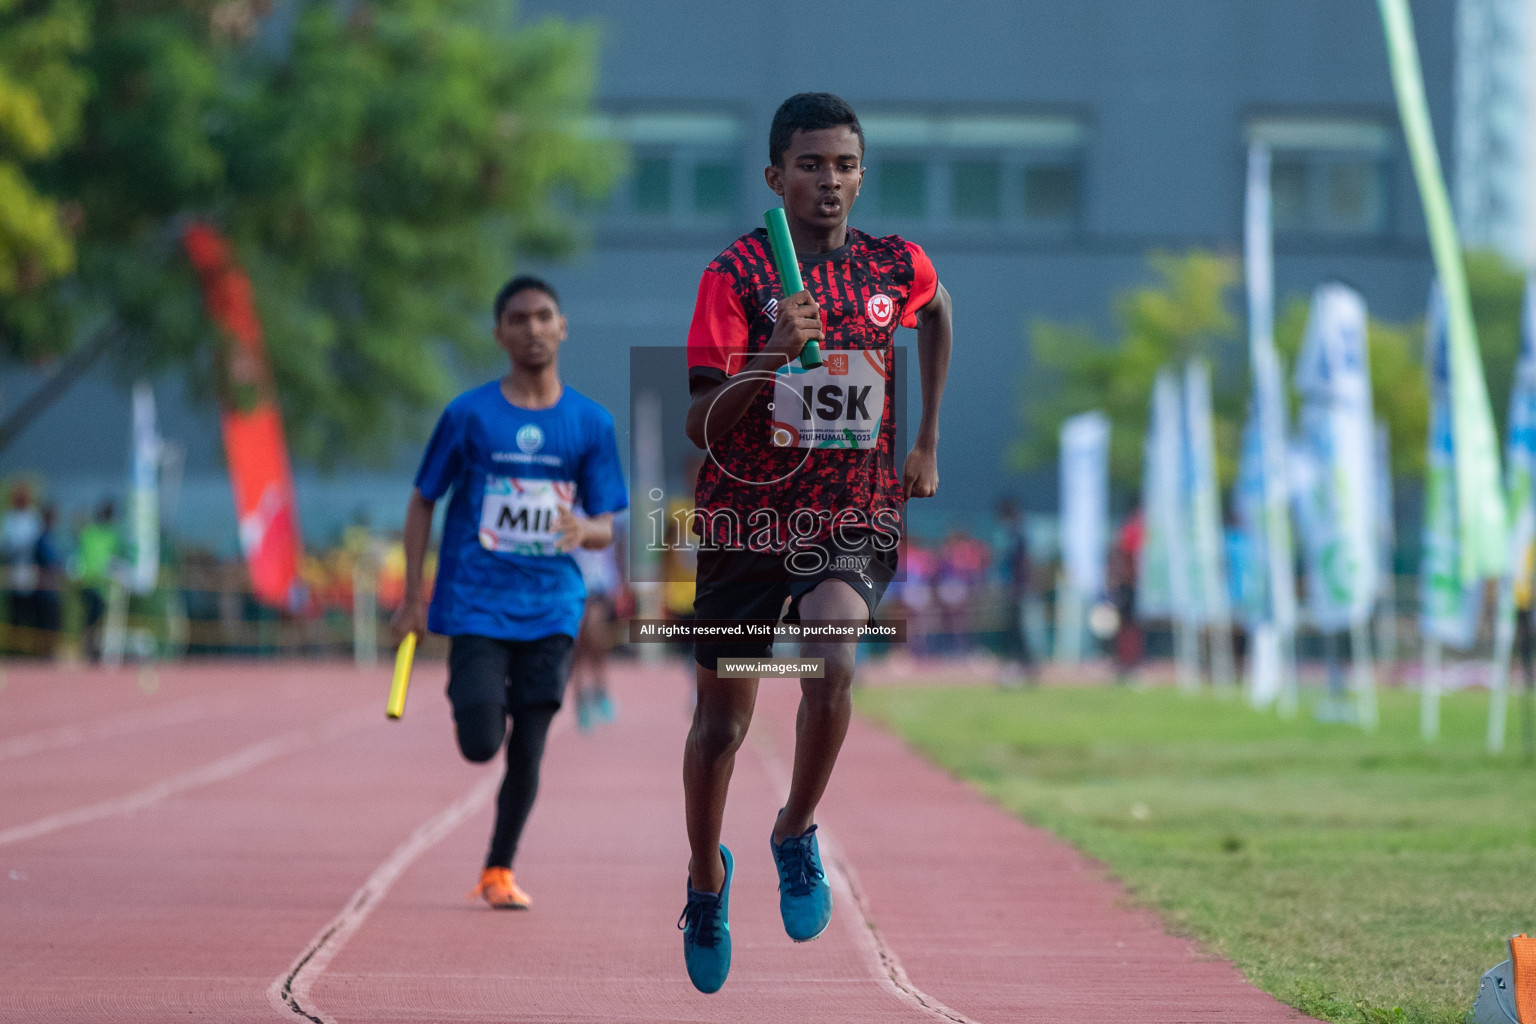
[686,226,937,547]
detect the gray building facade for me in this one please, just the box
[527,0,1453,531]
[1,0,1455,550]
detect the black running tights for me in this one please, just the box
[454,702,559,870]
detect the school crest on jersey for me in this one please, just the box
[516,424,544,454]
[866,293,894,328]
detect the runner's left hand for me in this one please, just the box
[555,506,585,552]
[902,445,938,499]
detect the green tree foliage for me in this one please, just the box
[0,0,88,310]
[1015,249,1440,492]
[1013,251,1245,491]
[2,0,617,462]
[1463,249,1523,442]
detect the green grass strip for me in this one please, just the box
[856,683,1536,1024]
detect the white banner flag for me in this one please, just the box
[1235,411,1268,626]
[129,381,160,597]
[1421,285,1483,648]
[1245,143,1299,638]
[1293,283,1378,630]
[1184,359,1231,626]
[1060,411,1110,599]
[1138,371,1192,624]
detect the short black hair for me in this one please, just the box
[769,93,865,167]
[493,275,560,322]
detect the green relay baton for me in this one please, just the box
[763,207,822,369]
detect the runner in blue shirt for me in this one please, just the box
[393,276,628,910]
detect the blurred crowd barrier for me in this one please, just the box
[0,501,1448,680]
[0,532,423,662]
[0,571,1447,681]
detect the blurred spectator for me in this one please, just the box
[378,539,407,611]
[1112,504,1145,684]
[936,528,988,653]
[1223,504,1254,677]
[32,505,64,657]
[993,498,1035,687]
[572,512,627,731]
[2,482,43,650]
[889,537,936,656]
[74,500,122,661]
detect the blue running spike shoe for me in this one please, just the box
[770,819,832,942]
[678,844,732,993]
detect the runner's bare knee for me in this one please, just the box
[690,705,752,762]
[799,669,853,712]
[802,639,857,683]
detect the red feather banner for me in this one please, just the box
[183,222,305,609]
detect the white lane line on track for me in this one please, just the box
[269,715,571,1024]
[750,728,985,1024]
[0,693,255,762]
[0,707,373,847]
[267,771,502,1024]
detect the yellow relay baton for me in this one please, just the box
[386,631,418,720]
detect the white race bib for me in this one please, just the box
[769,350,887,449]
[479,476,575,556]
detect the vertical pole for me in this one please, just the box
[1055,576,1083,666]
[1277,628,1299,719]
[1520,609,1535,757]
[1422,634,1443,741]
[1351,616,1379,732]
[102,578,127,669]
[1247,622,1282,709]
[165,588,189,659]
[353,550,378,668]
[1246,145,1302,713]
[1376,585,1400,685]
[634,391,665,665]
[1175,619,1200,694]
[1488,573,1516,753]
[1211,621,1237,695]
[1323,631,1346,717]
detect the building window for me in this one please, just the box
[952,160,1001,219]
[1020,162,1080,222]
[633,156,672,216]
[858,113,1085,231]
[692,161,737,216]
[590,111,744,224]
[878,159,928,217]
[1249,118,1390,235]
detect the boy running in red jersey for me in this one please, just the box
[676,92,952,992]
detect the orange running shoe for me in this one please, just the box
[469,867,531,910]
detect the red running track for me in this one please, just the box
[0,661,1316,1023]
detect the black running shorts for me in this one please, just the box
[447,634,575,713]
[692,531,897,670]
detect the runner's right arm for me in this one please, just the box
[396,402,465,641]
[684,269,821,449]
[392,488,434,641]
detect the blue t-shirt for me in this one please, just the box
[415,381,628,641]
